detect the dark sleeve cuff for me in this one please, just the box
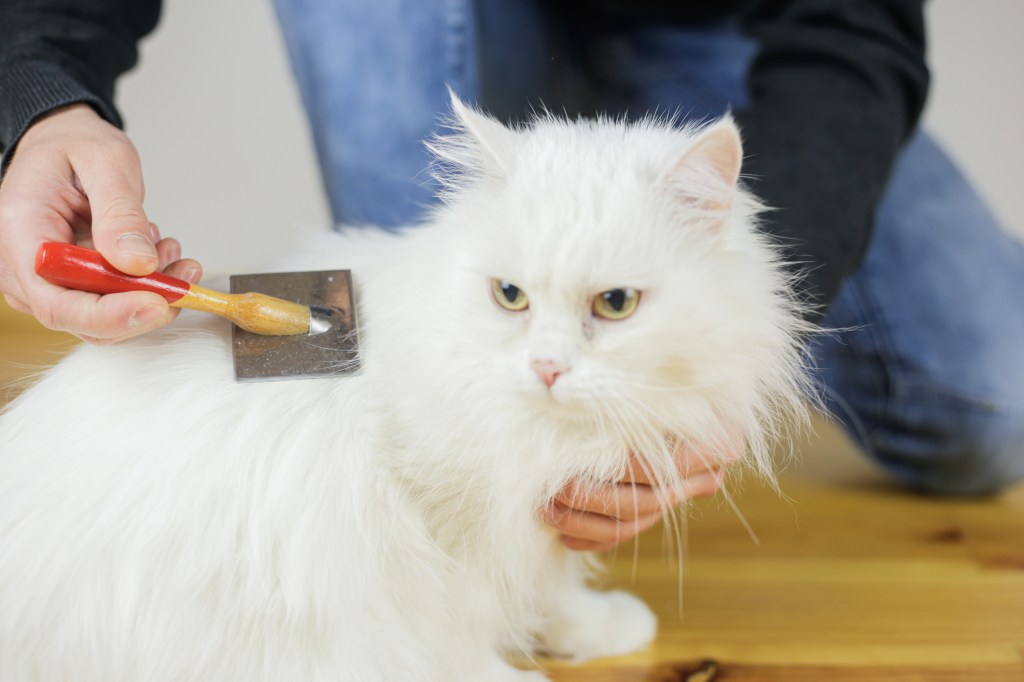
[0,59,125,176]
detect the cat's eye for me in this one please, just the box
[492,279,529,311]
[592,288,640,320]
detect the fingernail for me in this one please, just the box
[542,502,568,524]
[679,472,719,499]
[129,304,164,329]
[182,265,201,284]
[165,241,182,264]
[148,222,161,242]
[118,233,157,260]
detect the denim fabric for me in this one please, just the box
[272,0,481,227]
[271,0,1024,493]
[811,132,1024,495]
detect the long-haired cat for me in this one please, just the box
[0,99,810,681]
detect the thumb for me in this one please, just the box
[78,146,158,276]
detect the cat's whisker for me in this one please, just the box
[716,480,762,547]
[663,507,689,617]
[589,392,745,605]
[578,374,722,396]
[582,397,683,584]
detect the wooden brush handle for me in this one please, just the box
[35,242,312,336]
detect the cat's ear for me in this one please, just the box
[660,118,743,225]
[431,91,513,178]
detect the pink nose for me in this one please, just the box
[531,359,568,387]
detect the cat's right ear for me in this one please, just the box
[429,91,513,179]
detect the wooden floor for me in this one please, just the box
[2,301,1022,681]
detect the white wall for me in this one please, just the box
[117,0,1024,275]
[118,0,327,274]
[924,0,1023,238]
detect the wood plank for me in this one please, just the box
[0,302,77,404]
[546,660,1024,682]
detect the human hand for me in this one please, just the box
[0,104,201,343]
[542,437,744,552]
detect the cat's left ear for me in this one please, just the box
[660,117,743,223]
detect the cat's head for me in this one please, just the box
[403,98,811,484]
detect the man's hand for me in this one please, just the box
[542,437,744,552]
[0,104,201,343]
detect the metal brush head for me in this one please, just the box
[229,270,360,381]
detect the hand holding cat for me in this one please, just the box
[543,437,743,552]
[0,104,201,343]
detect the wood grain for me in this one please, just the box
[0,302,77,404]
[2,301,1022,680]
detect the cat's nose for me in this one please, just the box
[531,359,569,388]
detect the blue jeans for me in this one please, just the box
[272,0,1024,494]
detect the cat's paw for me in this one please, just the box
[541,589,657,662]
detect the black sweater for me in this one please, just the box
[0,0,929,315]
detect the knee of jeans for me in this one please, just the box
[869,395,1024,496]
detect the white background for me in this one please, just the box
[117,1,1024,274]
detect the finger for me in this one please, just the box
[621,453,661,486]
[543,502,663,547]
[559,536,623,553]
[668,432,746,479]
[75,144,157,276]
[75,309,177,345]
[36,288,170,340]
[554,508,663,549]
[555,479,667,521]
[3,293,31,315]
[673,440,716,478]
[162,257,202,283]
[619,452,703,506]
[678,470,723,500]
[72,257,203,341]
[155,237,181,271]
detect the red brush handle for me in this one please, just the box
[34,242,189,303]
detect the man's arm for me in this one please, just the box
[734,0,929,315]
[0,0,200,343]
[0,0,161,172]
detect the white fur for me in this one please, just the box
[0,104,811,681]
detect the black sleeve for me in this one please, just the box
[732,0,929,316]
[0,0,161,173]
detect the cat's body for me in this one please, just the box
[0,104,810,681]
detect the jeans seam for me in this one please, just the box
[899,378,1004,414]
[837,277,899,443]
[854,272,1004,417]
[445,0,470,97]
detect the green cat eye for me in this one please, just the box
[592,288,640,320]
[492,279,529,312]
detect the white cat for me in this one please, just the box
[0,100,811,681]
